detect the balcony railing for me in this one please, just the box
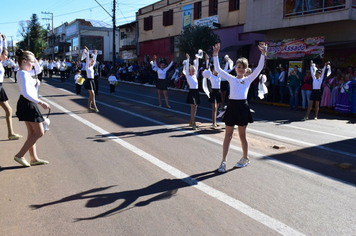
[284,0,346,17]
[121,38,136,47]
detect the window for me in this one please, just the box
[229,0,239,11]
[144,16,153,31]
[163,9,173,26]
[194,2,202,20]
[209,0,218,16]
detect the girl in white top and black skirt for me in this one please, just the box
[303,61,330,120]
[202,53,221,128]
[183,53,200,130]
[152,55,173,108]
[212,42,267,172]
[14,49,50,167]
[83,46,99,112]
[0,33,22,140]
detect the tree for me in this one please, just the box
[17,14,48,58]
[176,25,220,58]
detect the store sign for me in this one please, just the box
[266,37,325,59]
[182,4,192,29]
[194,15,219,29]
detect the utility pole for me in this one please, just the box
[113,0,116,66]
[42,11,54,59]
[9,36,14,57]
[95,0,116,67]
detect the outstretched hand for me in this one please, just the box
[153,55,157,60]
[258,42,267,56]
[93,49,97,54]
[213,43,220,55]
[186,53,190,59]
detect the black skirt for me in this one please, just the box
[220,81,229,92]
[223,99,253,127]
[16,95,44,123]
[0,83,9,102]
[186,89,201,105]
[156,79,167,90]
[84,79,96,91]
[310,89,322,101]
[208,89,222,103]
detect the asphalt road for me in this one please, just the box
[1,75,356,236]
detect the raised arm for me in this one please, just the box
[212,43,235,82]
[85,47,90,70]
[193,57,199,76]
[27,60,43,76]
[310,61,317,80]
[165,58,174,72]
[246,42,267,83]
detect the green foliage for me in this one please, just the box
[16,14,48,58]
[176,25,220,58]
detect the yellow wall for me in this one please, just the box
[138,0,246,43]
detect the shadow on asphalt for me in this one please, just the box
[29,169,240,221]
[260,138,356,185]
[0,166,29,171]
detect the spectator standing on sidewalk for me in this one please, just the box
[278,66,286,102]
[301,70,312,110]
[287,66,302,110]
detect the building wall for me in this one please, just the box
[245,0,355,33]
[138,0,247,43]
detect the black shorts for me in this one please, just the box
[84,79,96,90]
[186,89,201,105]
[310,89,321,101]
[223,99,253,126]
[16,95,44,123]
[0,84,9,101]
[208,89,222,103]
[156,79,167,90]
[220,81,229,92]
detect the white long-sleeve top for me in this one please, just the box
[17,69,42,104]
[0,63,4,83]
[85,50,97,79]
[108,75,118,85]
[205,59,220,89]
[74,74,81,84]
[310,64,330,90]
[184,58,199,89]
[48,62,54,70]
[214,54,265,100]
[154,61,173,80]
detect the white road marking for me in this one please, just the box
[41,96,306,236]
[98,90,356,159]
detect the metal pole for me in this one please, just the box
[52,13,54,60]
[113,0,116,67]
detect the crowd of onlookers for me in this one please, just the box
[2,56,356,114]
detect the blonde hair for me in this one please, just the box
[236,57,249,69]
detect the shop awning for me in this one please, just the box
[220,42,252,52]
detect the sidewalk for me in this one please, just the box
[115,79,356,119]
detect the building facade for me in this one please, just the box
[44,19,119,62]
[245,0,356,70]
[137,0,264,64]
[118,21,138,62]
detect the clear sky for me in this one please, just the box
[0,0,158,42]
